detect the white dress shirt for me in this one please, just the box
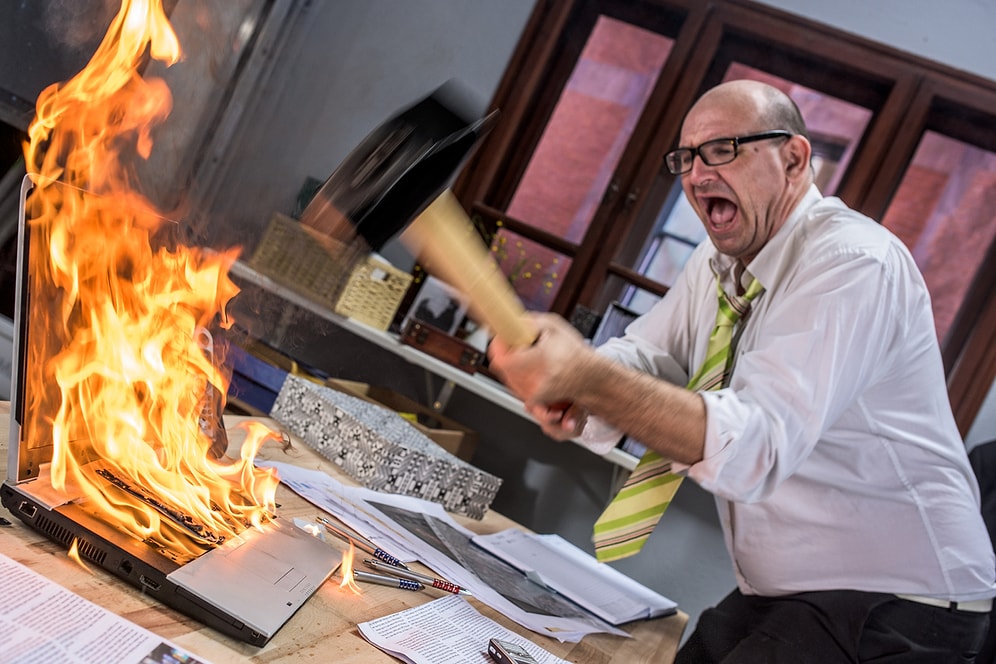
[584,185,995,601]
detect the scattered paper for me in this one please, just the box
[358,594,569,664]
[471,530,677,625]
[259,460,420,562]
[0,553,212,664]
[264,460,628,642]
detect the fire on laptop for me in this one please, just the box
[0,0,339,646]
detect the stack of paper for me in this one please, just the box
[471,529,677,626]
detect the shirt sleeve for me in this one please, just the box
[577,334,692,453]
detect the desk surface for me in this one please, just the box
[0,406,685,663]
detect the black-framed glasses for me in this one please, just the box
[664,130,793,175]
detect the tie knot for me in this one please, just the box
[716,275,763,324]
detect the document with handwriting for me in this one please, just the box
[471,529,677,625]
[358,594,569,664]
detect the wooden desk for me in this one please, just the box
[0,404,685,663]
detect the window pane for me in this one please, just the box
[504,14,674,308]
[599,273,661,317]
[492,230,570,311]
[641,236,696,286]
[882,131,996,343]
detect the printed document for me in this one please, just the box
[471,529,677,625]
[0,552,213,664]
[358,594,569,664]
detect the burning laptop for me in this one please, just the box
[0,1,341,646]
[0,173,340,647]
[0,0,494,647]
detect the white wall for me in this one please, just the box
[758,0,996,83]
[202,0,536,253]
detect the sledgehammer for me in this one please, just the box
[300,80,537,348]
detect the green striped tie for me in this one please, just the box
[592,274,764,562]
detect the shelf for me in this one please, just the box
[228,260,638,471]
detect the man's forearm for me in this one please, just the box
[575,353,707,465]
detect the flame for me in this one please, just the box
[339,541,362,595]
[20,0,280,563]
[68,539,94,573]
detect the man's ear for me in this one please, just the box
[784,135,812,180]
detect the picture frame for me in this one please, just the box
[403,275,469,336]
[389,210,500,334]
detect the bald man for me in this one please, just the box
[488,80,995,662]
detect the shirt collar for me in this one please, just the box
[711,184,824,292]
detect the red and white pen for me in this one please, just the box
[316,514,410,570]
[363,558,471,596]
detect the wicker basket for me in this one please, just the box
[250,213,412,330]
[333,255,412,330]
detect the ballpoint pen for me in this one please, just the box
[363,558,471,596]
[352,569,424,592]
[315,514,410,570]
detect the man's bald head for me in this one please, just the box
[687,80,809,141]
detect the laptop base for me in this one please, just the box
[1,480,338,647]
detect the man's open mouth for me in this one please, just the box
[703,196,738,230]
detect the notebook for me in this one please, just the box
[0,175,340,646]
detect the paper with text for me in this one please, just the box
[358,594,569,664]
[471,529,677,625]
[0,553,213,664]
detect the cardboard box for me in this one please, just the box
[325,378,478,462]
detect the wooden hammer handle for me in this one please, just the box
[400,190,537,348]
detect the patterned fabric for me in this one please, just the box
[592,274,764,562]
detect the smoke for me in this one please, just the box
[39,0,121,52]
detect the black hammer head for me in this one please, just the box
[299,80,498,251]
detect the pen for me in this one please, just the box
[316,514,410,570]
[352,569,424,591]
[363,558,471,596]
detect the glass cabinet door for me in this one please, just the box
[882,132,996,345]
[496,8,682,310]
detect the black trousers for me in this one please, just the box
[676,588,990,663]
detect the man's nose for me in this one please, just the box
[684,153,715,184]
